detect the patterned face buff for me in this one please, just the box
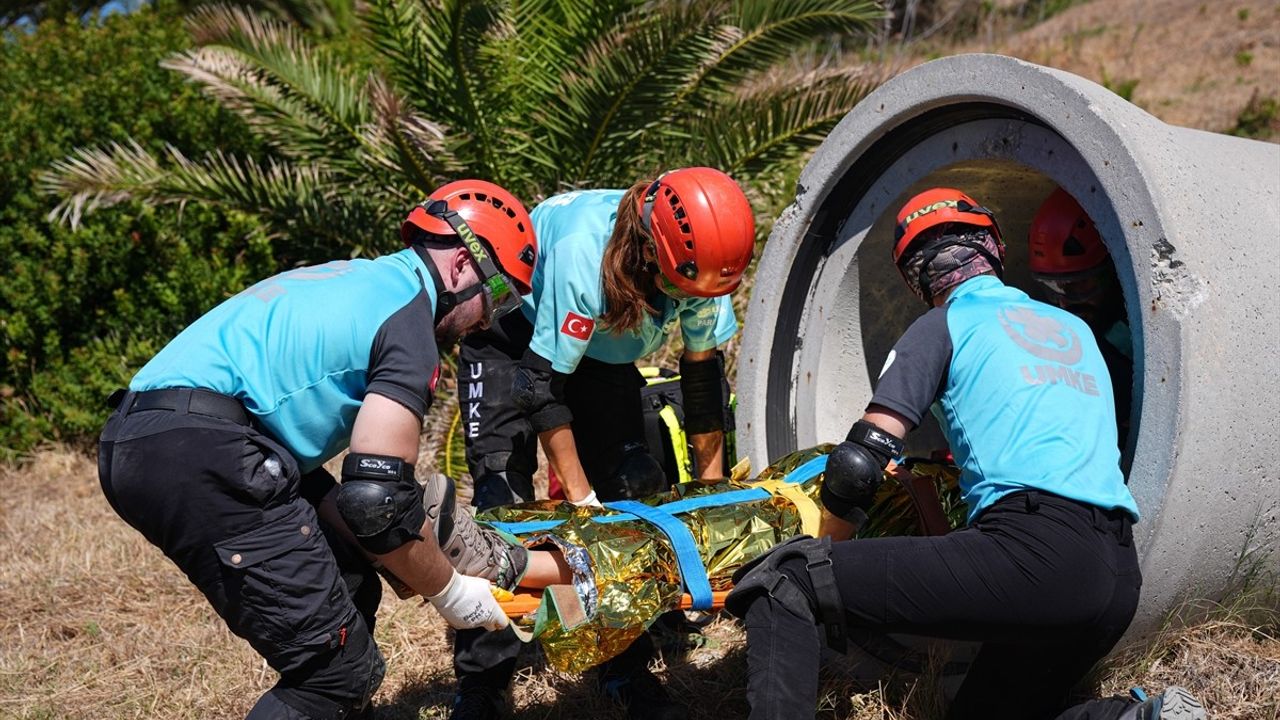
[898,227,1004,304]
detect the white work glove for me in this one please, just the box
[569,489,603,508]
[426,569,509,631]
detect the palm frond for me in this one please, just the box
[40,141,388,255]
[680,64,879,177]
[677,0,881,107]
[363,0,510,176]
[164,47,337,162]
[360,74,460,196]
[40,141,166,228]
[175,4,373,164]
[537,0,730,184]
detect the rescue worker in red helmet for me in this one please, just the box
[1028,187,1133,449]
[100,180,539,720]
[451,167,754,720]
[725,188,1203,720]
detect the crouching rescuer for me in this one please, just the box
[97,180,541,720]
[725,189,1204,720]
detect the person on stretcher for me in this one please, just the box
[425,446,954,673]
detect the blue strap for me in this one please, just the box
[485,488,771,536]
[604,500,714,610]
[485,519,563,534]
[781,454,827,485]
[485,453,829,538]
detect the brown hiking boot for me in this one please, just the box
[421,473,528,591]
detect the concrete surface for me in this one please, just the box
[738,53,1280,639]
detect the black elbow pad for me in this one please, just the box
[819,421,904,522]
[512,349,573,432]
[679,351,727,434]
[336,453,425,555]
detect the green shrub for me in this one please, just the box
[0,4,273,460]
[1228,92,1279,139]
[1101,66,1140,102]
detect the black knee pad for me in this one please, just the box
[725,535,847,653]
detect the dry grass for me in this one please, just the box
[980,0,1280,136]
[3,446,1277,719]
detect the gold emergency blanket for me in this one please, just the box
[477,447,962,672]
[475,447,828,671]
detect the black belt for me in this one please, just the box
[114,388,252,426]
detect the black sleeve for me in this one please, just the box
[366,289,439,417]
[516,348,573,432]
[867,306,952,428]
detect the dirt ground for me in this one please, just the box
[2,448,1277,720]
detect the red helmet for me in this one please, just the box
[639,167,755,298]
[892,187,1003,266]
[1028,188,1108,275]
[401,180,537,293]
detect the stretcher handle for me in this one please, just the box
[498,589,732,618]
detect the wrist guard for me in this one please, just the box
[679,351,727,435]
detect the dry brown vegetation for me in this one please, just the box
[987,0,1280,136]
[3,447,1277,720]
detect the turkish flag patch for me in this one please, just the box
[560,312,595,341]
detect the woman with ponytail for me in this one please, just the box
[450,167,755,720]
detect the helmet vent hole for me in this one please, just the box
[681,224,691,234]
[685,240,694,249]
[1063,236,1086,256]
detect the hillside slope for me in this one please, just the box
[980,0,1279,137]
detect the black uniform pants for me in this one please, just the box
[456,311,648,507]
[98,390,384,720]
[741,491,1141,720]
[453,311,659,690]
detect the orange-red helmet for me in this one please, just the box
[639,167,755,298]
[892,187,1003,266]
[401,180,538,293]
[1028,188,1108,275]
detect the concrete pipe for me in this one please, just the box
[738,53,1280,639]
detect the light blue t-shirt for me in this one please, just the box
[131,249,441,473]
[870,276,1139,522]
[524,189,738,373]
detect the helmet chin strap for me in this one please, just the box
[422,252,485,324]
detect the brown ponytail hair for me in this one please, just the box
[600,181,659,333]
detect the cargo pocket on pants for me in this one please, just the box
[214,503,355,670]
